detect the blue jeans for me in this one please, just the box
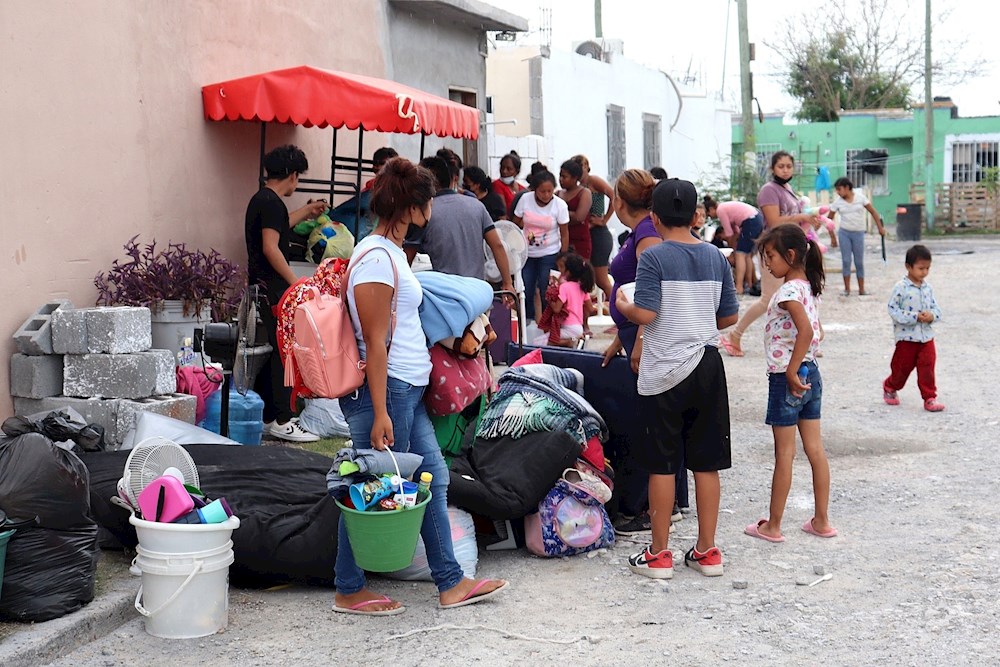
[765,361,823,426]
[336,378,464,594]
[838,229,866,279]
[521,253,558,321]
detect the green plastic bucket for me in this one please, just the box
[336,492,431,572]
[0,529,15,599]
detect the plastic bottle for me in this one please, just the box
[199,388,265,445]
[416,472,433,504]
[797,363,810,385]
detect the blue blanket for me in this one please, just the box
[415,271,494,346]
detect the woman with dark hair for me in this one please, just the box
[334,157,508,616]
[720,151,819,357]
[463,166,507,221]
[703,194,764,295]
[492,151,525,216]
[558,159,593,261]
[572,155,616,306]
[513,168,570,324]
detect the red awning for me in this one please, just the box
[201,65,479,139]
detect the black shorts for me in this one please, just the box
[589,225,613,267]
[636,346,732,475]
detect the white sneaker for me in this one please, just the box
[269,419,320,443]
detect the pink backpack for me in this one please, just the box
[284,246,397,400]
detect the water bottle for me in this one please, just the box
[416,472,432,504]
[797,363,810,386]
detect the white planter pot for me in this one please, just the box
[150,300,209,358]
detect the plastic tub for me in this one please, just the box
[129,513,240,554]
[335,493,430,572]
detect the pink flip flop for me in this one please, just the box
[333,595,406,616]
[439,579,509,609]
[801,518,838,538]
[719,334,744,357]
[744,519,785,543]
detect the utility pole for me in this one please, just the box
[924,0,935,229]
[737,0,756,178]
[595,0,602,38]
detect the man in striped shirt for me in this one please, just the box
[615,178,738,581]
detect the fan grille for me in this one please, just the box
[121,437,200,506]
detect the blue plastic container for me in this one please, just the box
[199,388,265,446]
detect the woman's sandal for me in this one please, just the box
[719,334,744,357]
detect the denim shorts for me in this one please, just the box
[765,360,822,426]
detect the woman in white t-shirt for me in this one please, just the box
[828,177,886,296]
[335,157,508,616]
[513,168,570,323]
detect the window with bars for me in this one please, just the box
[642,114,661,172]
[845,148,888,195]
[950,140,999,183]
[754,143,783,181]
[606,105,626,181]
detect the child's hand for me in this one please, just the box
[786,369,811,397]
[917,310,934,323]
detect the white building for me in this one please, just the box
[486,39,734,188]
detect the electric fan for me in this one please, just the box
[233,285,272,396]
[485,219,529,320]
[202,285,272,436]
[119,436,200,511]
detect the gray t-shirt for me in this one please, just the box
[408,191,495,280]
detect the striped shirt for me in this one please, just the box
[633,241,739,395]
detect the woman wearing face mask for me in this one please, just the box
[512,169,570,323]
[335,157,509,615]
[492,151,526,218]
[719,151,819,357]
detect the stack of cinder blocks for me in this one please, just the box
[11,302,196,447]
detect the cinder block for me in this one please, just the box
[115,393,197,440]
[85,306,152,354]
[13,395,120,441]
[51,308,89,354]
[63,353,156,399]
[12,301,72,355]
[10,353,64,398]
[137,349,177,394]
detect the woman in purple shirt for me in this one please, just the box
[720,151,819,357]
[602,169,662,365]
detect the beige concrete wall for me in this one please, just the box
[486,47,535,137]
[0,1,386,418]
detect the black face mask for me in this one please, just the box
[772,174,792,186]
[405,223,423,241]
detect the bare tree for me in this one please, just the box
[769,0,985,121]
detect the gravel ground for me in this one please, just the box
[48,234,1000,666]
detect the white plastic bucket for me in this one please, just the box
[129,513,239,553]
[128,514,240,638]
[134,541,234,639]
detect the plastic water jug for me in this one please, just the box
[200,389,265,446]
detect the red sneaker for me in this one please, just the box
[628,547,673,579]
[924,399,945,412]
[684,546,724,577]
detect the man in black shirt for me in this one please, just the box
[245,145,327,442]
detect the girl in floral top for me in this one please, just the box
[744,224,838,544]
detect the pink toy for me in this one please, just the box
[799,199,834,253]
[137,475,195,523]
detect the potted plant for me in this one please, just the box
[95,236,246,352]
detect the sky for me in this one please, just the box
[479,0,1000,119]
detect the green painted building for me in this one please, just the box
[732,98,1000,227]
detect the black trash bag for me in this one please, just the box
[82,445,340,588]
[2,409,106,452]
[0,428,99,622]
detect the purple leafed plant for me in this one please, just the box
[95,235,246,321]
